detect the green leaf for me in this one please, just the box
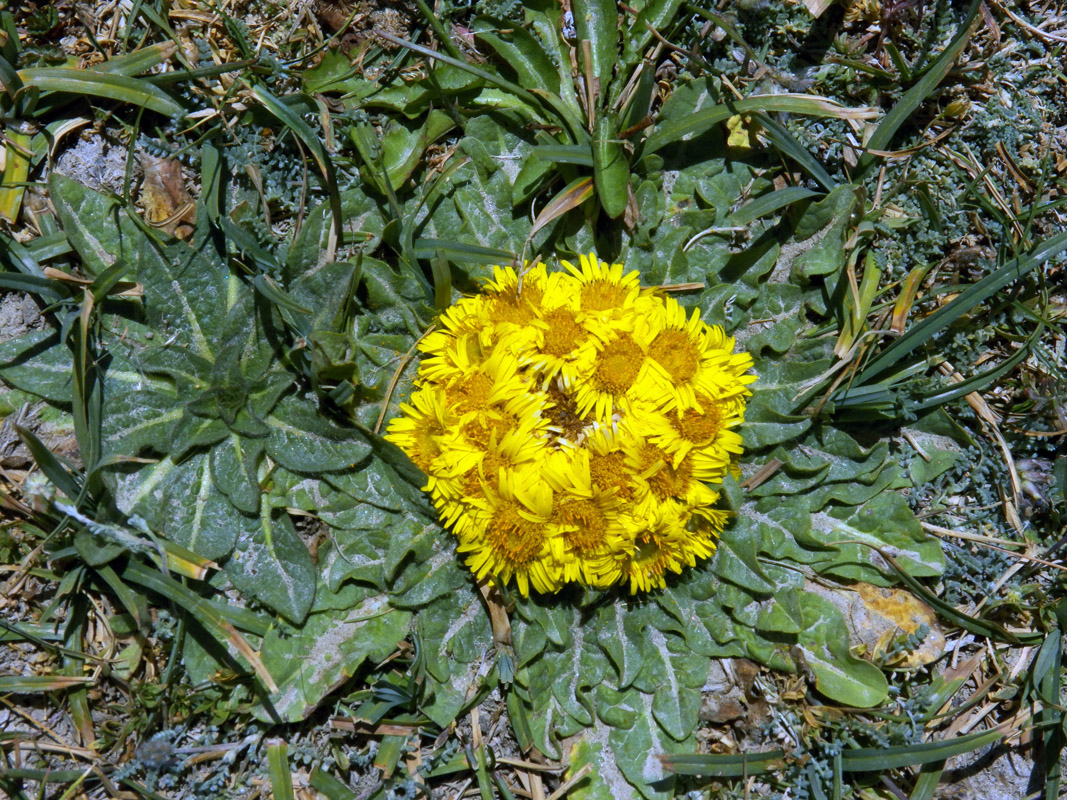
[797,592,888,708]
[572,0,618,97]
[371,110,455,193]
[473,17,561,99]
[136,238,246,361]
[267,741,295,800]
[252,86,342,260]
[225,488,316,624]
[516,604,604,759]
[595,603,644,690]
[284,189,384,280]
[593,112,628,219]
[416,585,492,727]
[646,84,875,155]
[623,0,684,66]
[111,452,244,562]
[48,173,134,276]
[605,687,689,799]
[730,186,822,227]
[0,329,73,404]
[212,435,263,515]
[908,448,958,485]
[852,229,1067,385]
[567,738,617,800]
[790,185,859,280]
[641,630,705,742]
[712,521,776,595]
[812,492,946,582]
[265,396,372,474]
[257,560,410,723]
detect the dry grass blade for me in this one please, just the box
[0,675,95,692]
[529,177,594,239]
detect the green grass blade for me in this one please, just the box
[145,58,258,86]
[308,768,358,800]
[531,144,595,167]
[909,763,945,800]
[0,230,47,276]
[15,424,83,503]
[753,112,838,191]
[251,86,342,261]
[839,726,1007,772]
[730,186,822,226]
[473,17,562,98]
[121,560,278,692]
[906,329,1037,412]
[93,41,176,76]
[18,68,184,117]
[856,0,981,175]
[0,675,95,692]
[268,741,296,800]
[842,540,1042,646]
[413,239,517,264]
[645,93,875,155]
[661,749,787,777]
[0,769,88,784]
[0,272,64,299]
[24,231,73,263]
[412,0,464,61]
[853,230,1067,384]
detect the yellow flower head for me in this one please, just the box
[385,255,755,596]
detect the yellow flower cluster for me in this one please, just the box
[385,254,755,595]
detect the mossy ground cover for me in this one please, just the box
[0,1,1065,798]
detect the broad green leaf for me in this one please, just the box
[48,173,133,275]
[908,448,958,485]
[605,685,690,799]
[265,395,372,474]
[712,520,775,595]
[623,0,684,66]
[516,605,604,759]
[567,738,616,800]
[225,499,316,624]
[596,603,644,689]
[211,435,263,515]
[111,452,243,562]
[257,560,410,722]
[790,185,859,280]
[797,592,888,708]
[811,492,945,582]
[283,188,384,280]
[415,585,492,727]
[756,587,805,635]
[99,359,184,458]
[0,329,73,404]
[639,629,705,742]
